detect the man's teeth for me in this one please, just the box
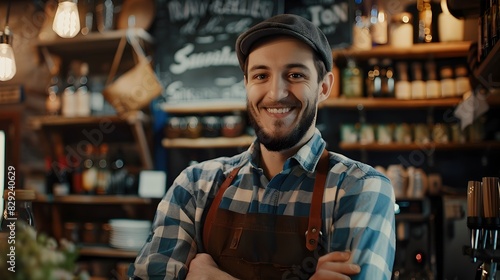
[267,108,291,114]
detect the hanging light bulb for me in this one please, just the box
[52,0,81,38]
[0,43,17,81]
[0,0,16,82]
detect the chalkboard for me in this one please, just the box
[156,0,284,105]
[155,0,352,105]
[285,0,353,49]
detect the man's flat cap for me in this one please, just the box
[235,14,333,72]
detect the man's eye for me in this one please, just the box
[254,74,267,80]
[289,73,304,79]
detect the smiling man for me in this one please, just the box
[129,14,395,280]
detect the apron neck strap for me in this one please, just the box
[203,166,242,248]
[305,149,329,251]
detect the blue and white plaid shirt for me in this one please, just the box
[129,129,396,280]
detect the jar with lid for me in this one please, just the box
[1,189,36,232]
[201,116,222,138]
[390,13,413,48]
[185,116,203,138]
[222,115,245,138]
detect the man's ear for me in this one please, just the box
[318,72,334,102]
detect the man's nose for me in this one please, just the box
[268,76,288,101]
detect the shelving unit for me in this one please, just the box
[28,111,153,169]
[31,28,158,277]
[326,41,499,188]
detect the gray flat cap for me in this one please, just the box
[235,14,333,72]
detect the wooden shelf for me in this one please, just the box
[28,111,149,129]
[339,141,500,151]
[322,94,500,109]
[36,28,154,55]
[162,135,255,148]
[78,245,139,258]
[321,97,464,109]
[162,100,247,114]
[332,41,471,61]
[36,194,154,205]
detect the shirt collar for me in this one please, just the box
[247,128,326,173]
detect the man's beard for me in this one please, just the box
[247,102,316,152]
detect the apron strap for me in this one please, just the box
[203,166,242,248]
[305,149,329,251]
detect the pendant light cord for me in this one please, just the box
[5,0,11,27]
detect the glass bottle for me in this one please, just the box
[370,0,388,46]
[417,0,434,43]
[75,62,91,116]
[366,58,381,97]
[380,59,395,97]
[425,60,441,98]
[395,62,411,99]
[96,144,111,195]
[352,0,372,50]
[51,137,71,196]
[61,69,77,117]
[440,66,456,98]
[411,62,426,99]
[342,59,363,98]
[1,189,36,231]
[82,144,98,194]
[96,0,114,32]
[45,75,61,116]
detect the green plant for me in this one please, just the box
[0,222,89,280]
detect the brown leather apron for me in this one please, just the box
[203,150,329,280]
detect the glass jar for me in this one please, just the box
[1,189,36,231]
[390,13,413,48]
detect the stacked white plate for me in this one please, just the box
[109,219,151,251]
